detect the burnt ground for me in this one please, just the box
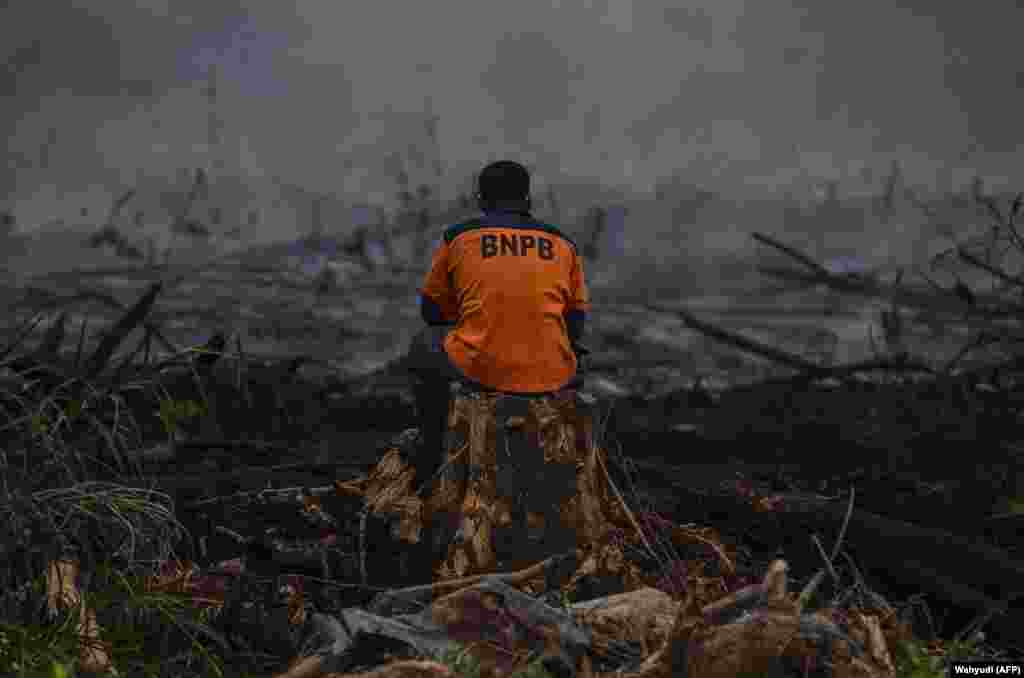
[2,253,1023,663]
[58,358,1016,654]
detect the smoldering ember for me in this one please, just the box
[3,2,1024,676]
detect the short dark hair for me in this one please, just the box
[476,161,531,205]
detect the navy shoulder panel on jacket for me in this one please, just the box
[443,218,578,252]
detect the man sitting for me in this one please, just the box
[405,160,591,494]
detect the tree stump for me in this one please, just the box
[343,386,635,587]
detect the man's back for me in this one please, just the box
[420,210,590,393]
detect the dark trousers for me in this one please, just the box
[405,325,464,492]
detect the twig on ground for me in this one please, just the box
[799,485,854,614]
[810,534,841,589]
[957,249,1024,291]
[838,550,894,614]
[953,592,1022,644]
[594,440,659,565]
[372,552,576,611]
[832,487,856,562]
[943,330,1000,375]
[184,484,342,510]
[84,282,163,379]
[33,311,67,361]
[74,315,90,368]
[112,326,154,379]
[796,572,827,614]
[358,507,369,588]
[11,288,180,356]
[214,525,248,545]
[0,312,46,362]
[752,232,830,276]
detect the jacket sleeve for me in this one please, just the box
[567,247,591,313]
[565,245,590,344]
[419,240,458,323]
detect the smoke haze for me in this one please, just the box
[3,0,1022,217]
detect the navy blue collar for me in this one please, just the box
[479,208,535,226]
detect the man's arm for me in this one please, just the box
[419,239,458,324]
[566,246,591,347]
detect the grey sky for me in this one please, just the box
[3,0,1022,209]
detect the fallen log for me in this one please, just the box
[756,262,1024,326]
[183,482,354,510]
[642,300,936,382]
[753,230,1024,323]
[84,281,163,378]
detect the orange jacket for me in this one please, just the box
[420,211,590,393]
